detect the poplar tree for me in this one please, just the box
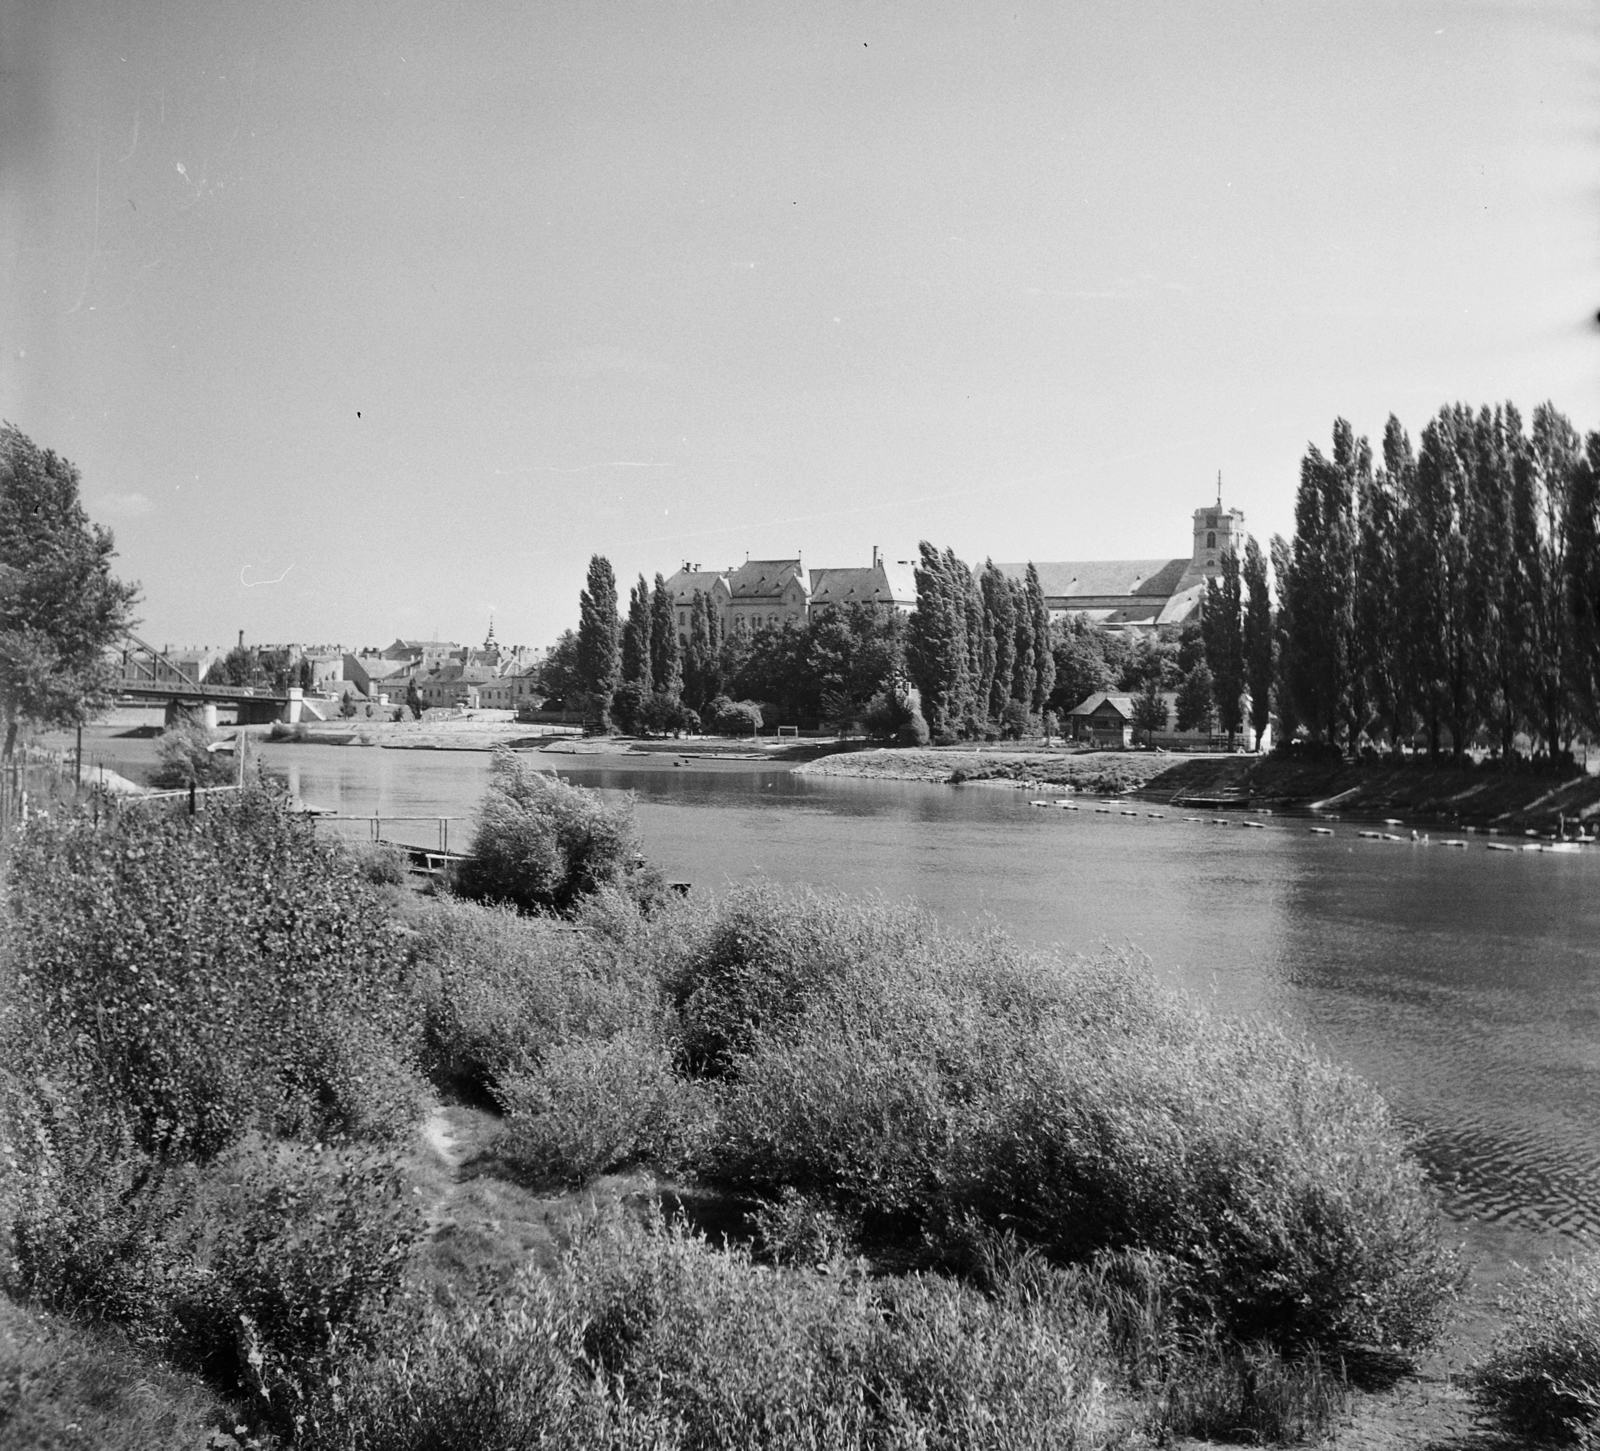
[1010,576,1035,708]
[621,576,651,686]
[683,589,718,710]
[1241,536,1274,750]
[1202,549,1246,745]
[1357,421,1412,753]
[979,561,1016,725]
[909,543,977,741]
[1469,405,1522,760]
[649,573,683,697]
[961,557,987,736]
[1026,563,1055,714]
[1269,533,1300,745]
[576,554,620,731]
[1517,404,1584,756]
[1284,421,1363,747]
[1566,431,1600,737]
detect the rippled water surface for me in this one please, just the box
[76,735,1600,1243]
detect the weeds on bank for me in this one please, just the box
[1472,1246,1600,1444]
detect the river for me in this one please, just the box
[65,731,1600,1266]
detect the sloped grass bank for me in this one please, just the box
[798,746,1180,793]
[1,784,1466,1447]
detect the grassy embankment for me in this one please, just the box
[1144,754,1600,830]
[797,745,1183,794]
[2,756,1593,1447]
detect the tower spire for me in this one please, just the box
[1217,470,1222,508]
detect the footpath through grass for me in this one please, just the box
[1,759,1592,1447]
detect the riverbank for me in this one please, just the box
[1146,754,1600,830]
[796,745,1195,793]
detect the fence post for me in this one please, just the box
[189,782,197,816]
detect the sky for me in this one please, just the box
[4,0,1596,652]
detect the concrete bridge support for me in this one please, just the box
[164,699,219,731]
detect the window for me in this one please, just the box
[1206,531,1215,549]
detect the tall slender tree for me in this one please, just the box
[1357,421,1412,753]
[1241,536,1274,750]
[621,576,651,687]
[1202,549,1246,745]
[1517,403,1584,756]
[649,573,683,696]
[979,561,1016,726]
[1269,533,1300,745]
[1566,430,1600,738]
[1026,563,1055,715]
[576,554,620,731]
[682,589,719,711]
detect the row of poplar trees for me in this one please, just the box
[575,561,726,730]
[1276,404,1600,760]
[905,548,1055,741]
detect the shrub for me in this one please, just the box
[150,720,236,789]
[405,894,666,1099]
[453,749,664,916]
[897,706,930,746]
[862,689,911,741]
[682,887,1460,1355]
[347,839,411,886]
[495,1029,707,1183]
[704,696,762,737]
[3,787,423,1160]
[1471,1248,1600,1443]
[306,1205,1116,1451]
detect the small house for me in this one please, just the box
[1066,692,1135,748]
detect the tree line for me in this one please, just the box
[1274,404,1600,762]
[545,562,915,738]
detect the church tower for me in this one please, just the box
[1192,475,1246,575]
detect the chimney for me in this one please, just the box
[238,629,244,649]
[872,544,879,568]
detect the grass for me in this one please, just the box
[1472,1246,1600,1443]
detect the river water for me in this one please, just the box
[67,732,1600,1260]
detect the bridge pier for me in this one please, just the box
[283,687,303,725]
[164,699,217,731]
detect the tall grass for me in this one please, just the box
[304,1204,1118,1451]
[1472,1246,1600,1443]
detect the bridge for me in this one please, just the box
[110,635,295,725]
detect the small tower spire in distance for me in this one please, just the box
[1216,470,1222,509]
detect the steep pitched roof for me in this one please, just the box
[1066,691,1134,719]
[996,560,1187,599]
[807,561,918,609]
[664,568,731,605]
[727,559,805,601]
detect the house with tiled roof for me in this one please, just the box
[999,503,1245,631]
[808,551,917,618]
[1066,692,1135,747]
[725,558,808,637]
[663,565,734,643]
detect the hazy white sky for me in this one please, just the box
[5,1,1596,650]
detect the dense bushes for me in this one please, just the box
[453,748,664,915]
[662,886,1460,1354]
[703,694,763,736]
[0,787,426,1437]
[150,719,237,789]
[3,787,421,1157]
[1472,1248,1600,1443]
[304,1204,1117,1451]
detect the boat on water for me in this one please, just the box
[1028,800,1051,808]
[1486,842,1517,852]
[1357,830,1385,840]
[1241,821,1265,830]
[1309,827,1334,835]
[1441,840,1468,849]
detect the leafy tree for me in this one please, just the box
[1048,617,1114,713]
[1516,404,1584,757]
[1269,534,1300,745]
[1025,563,1055,714]
[0,425,140,756]
[576,555,621,732]
[682,590,721,711]
[151,719,236,789]
[907,543,977,742]
[405,679,424,720]
[621,576,651,687]
[1566,432,1600,736]
[1468,405,1524,761]
[1131,676,1168,744]
[649,573,683,697]
[978,561,1015,723]
[1356,426,1411,753]
[339,694,359,719]
[1175,663,1215,734]
[296,657,315,691]
[1242,536,1275,750]
[1202,549,1246,745]
[538,629,583,708]
[1283,421,1363,748]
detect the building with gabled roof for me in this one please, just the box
[999,500,1245,631]
[725,557,807,636]
[808,550,917,617]
[663,565,734,642]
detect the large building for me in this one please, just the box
[999,502,1245,631]
[662,549,914,641]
